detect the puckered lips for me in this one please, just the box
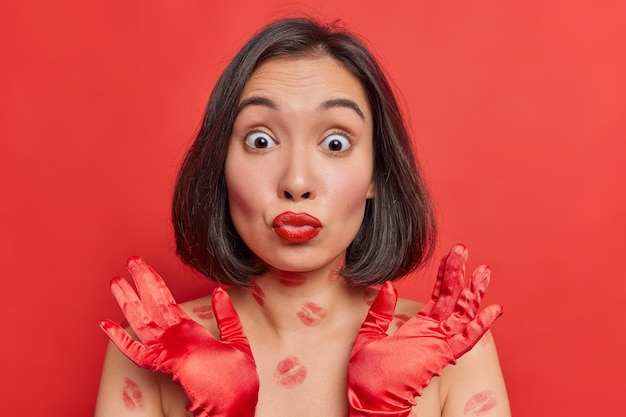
[272,211,322,243]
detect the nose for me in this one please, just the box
[278,147,316,201]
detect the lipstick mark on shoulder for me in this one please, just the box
[464,390,497,416]
[279,271,306,287]
[274,355,307,387]
[296,301,327,326]
[363,288,377,306]
[121,377,144,410]
[252,282,265,306]
[192,303,214,320]
[392,313,410,331]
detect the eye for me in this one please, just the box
[321,133,351,152]
[244,131,277,150]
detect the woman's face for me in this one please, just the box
[225,55,375,274]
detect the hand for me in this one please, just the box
[348,244,503,417]
[99,257,258,417]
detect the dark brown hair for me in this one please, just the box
[172,17,436,286]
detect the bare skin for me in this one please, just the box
[95,56,510,416]
[95,284,510,417]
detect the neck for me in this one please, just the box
[227,265,369,340]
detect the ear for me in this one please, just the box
[366,180,376,198]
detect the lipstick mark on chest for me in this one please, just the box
[192,303,214,320]
[252,282,265,306]
[279,271,307,287]
[296,301,328,326]
[121,377,144,410]
[274,355,307,387]
[464,390,497,416]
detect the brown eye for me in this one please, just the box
[245,131,276,149]
[321,133,351,152]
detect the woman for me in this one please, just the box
[95,17,510,417]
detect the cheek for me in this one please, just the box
[225,158,272,237]
[326,172,372,228]
[225,169,262,215]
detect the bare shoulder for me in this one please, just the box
[387,296,423,333]
[94,338,165,416]
[439,331,511,417]
[391,296,511,417]
[179,294,219,336]
[95,295,218,417]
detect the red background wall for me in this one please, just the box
[1,1,624,415]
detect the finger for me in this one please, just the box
[110,275,160,342]
[448,304,504,359]
[99,320,156,369]
[358,281,397,339]
[212,287,248,345]
[426,244,467,321]
[126,257,184,325]
[418,252,449,316]
[443,265,491,334]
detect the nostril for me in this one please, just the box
[301,192,310,199]
[284,191,293,199]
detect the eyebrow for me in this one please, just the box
[236,96,365,120]
[318,98,365,120]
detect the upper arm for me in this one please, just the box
[94,340,165,417]
[439,331,511,417]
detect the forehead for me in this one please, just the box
[240,56,371,115]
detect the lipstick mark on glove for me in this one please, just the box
[464,390,496,416]
[279,271,307,287]
[274,355,307,387]
[192,303,214,320]
[296,301,327,326]
[252,282,265,306]
[121,378,144,410]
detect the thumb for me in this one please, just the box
[354,282,397,346]
[212,287,248,345]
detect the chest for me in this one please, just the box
[159,340,442,417]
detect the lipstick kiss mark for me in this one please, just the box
[274,355,307,387]
[392,314,410,331]
[363,289,377,306]
[296,301,327,326]
[328,258,344,281]
[252,282,265,306]
[464,390,497,416]
[279,271,306,287]
[192,303,214,320]
[121,378,144,410]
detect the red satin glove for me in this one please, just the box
[348,244,503,417]
[99,257,258,417]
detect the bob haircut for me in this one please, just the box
[172,17,436,287]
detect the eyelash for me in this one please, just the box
[243,129,277,151]
[321,129,353,153]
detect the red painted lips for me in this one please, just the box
[273,211,321,243]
